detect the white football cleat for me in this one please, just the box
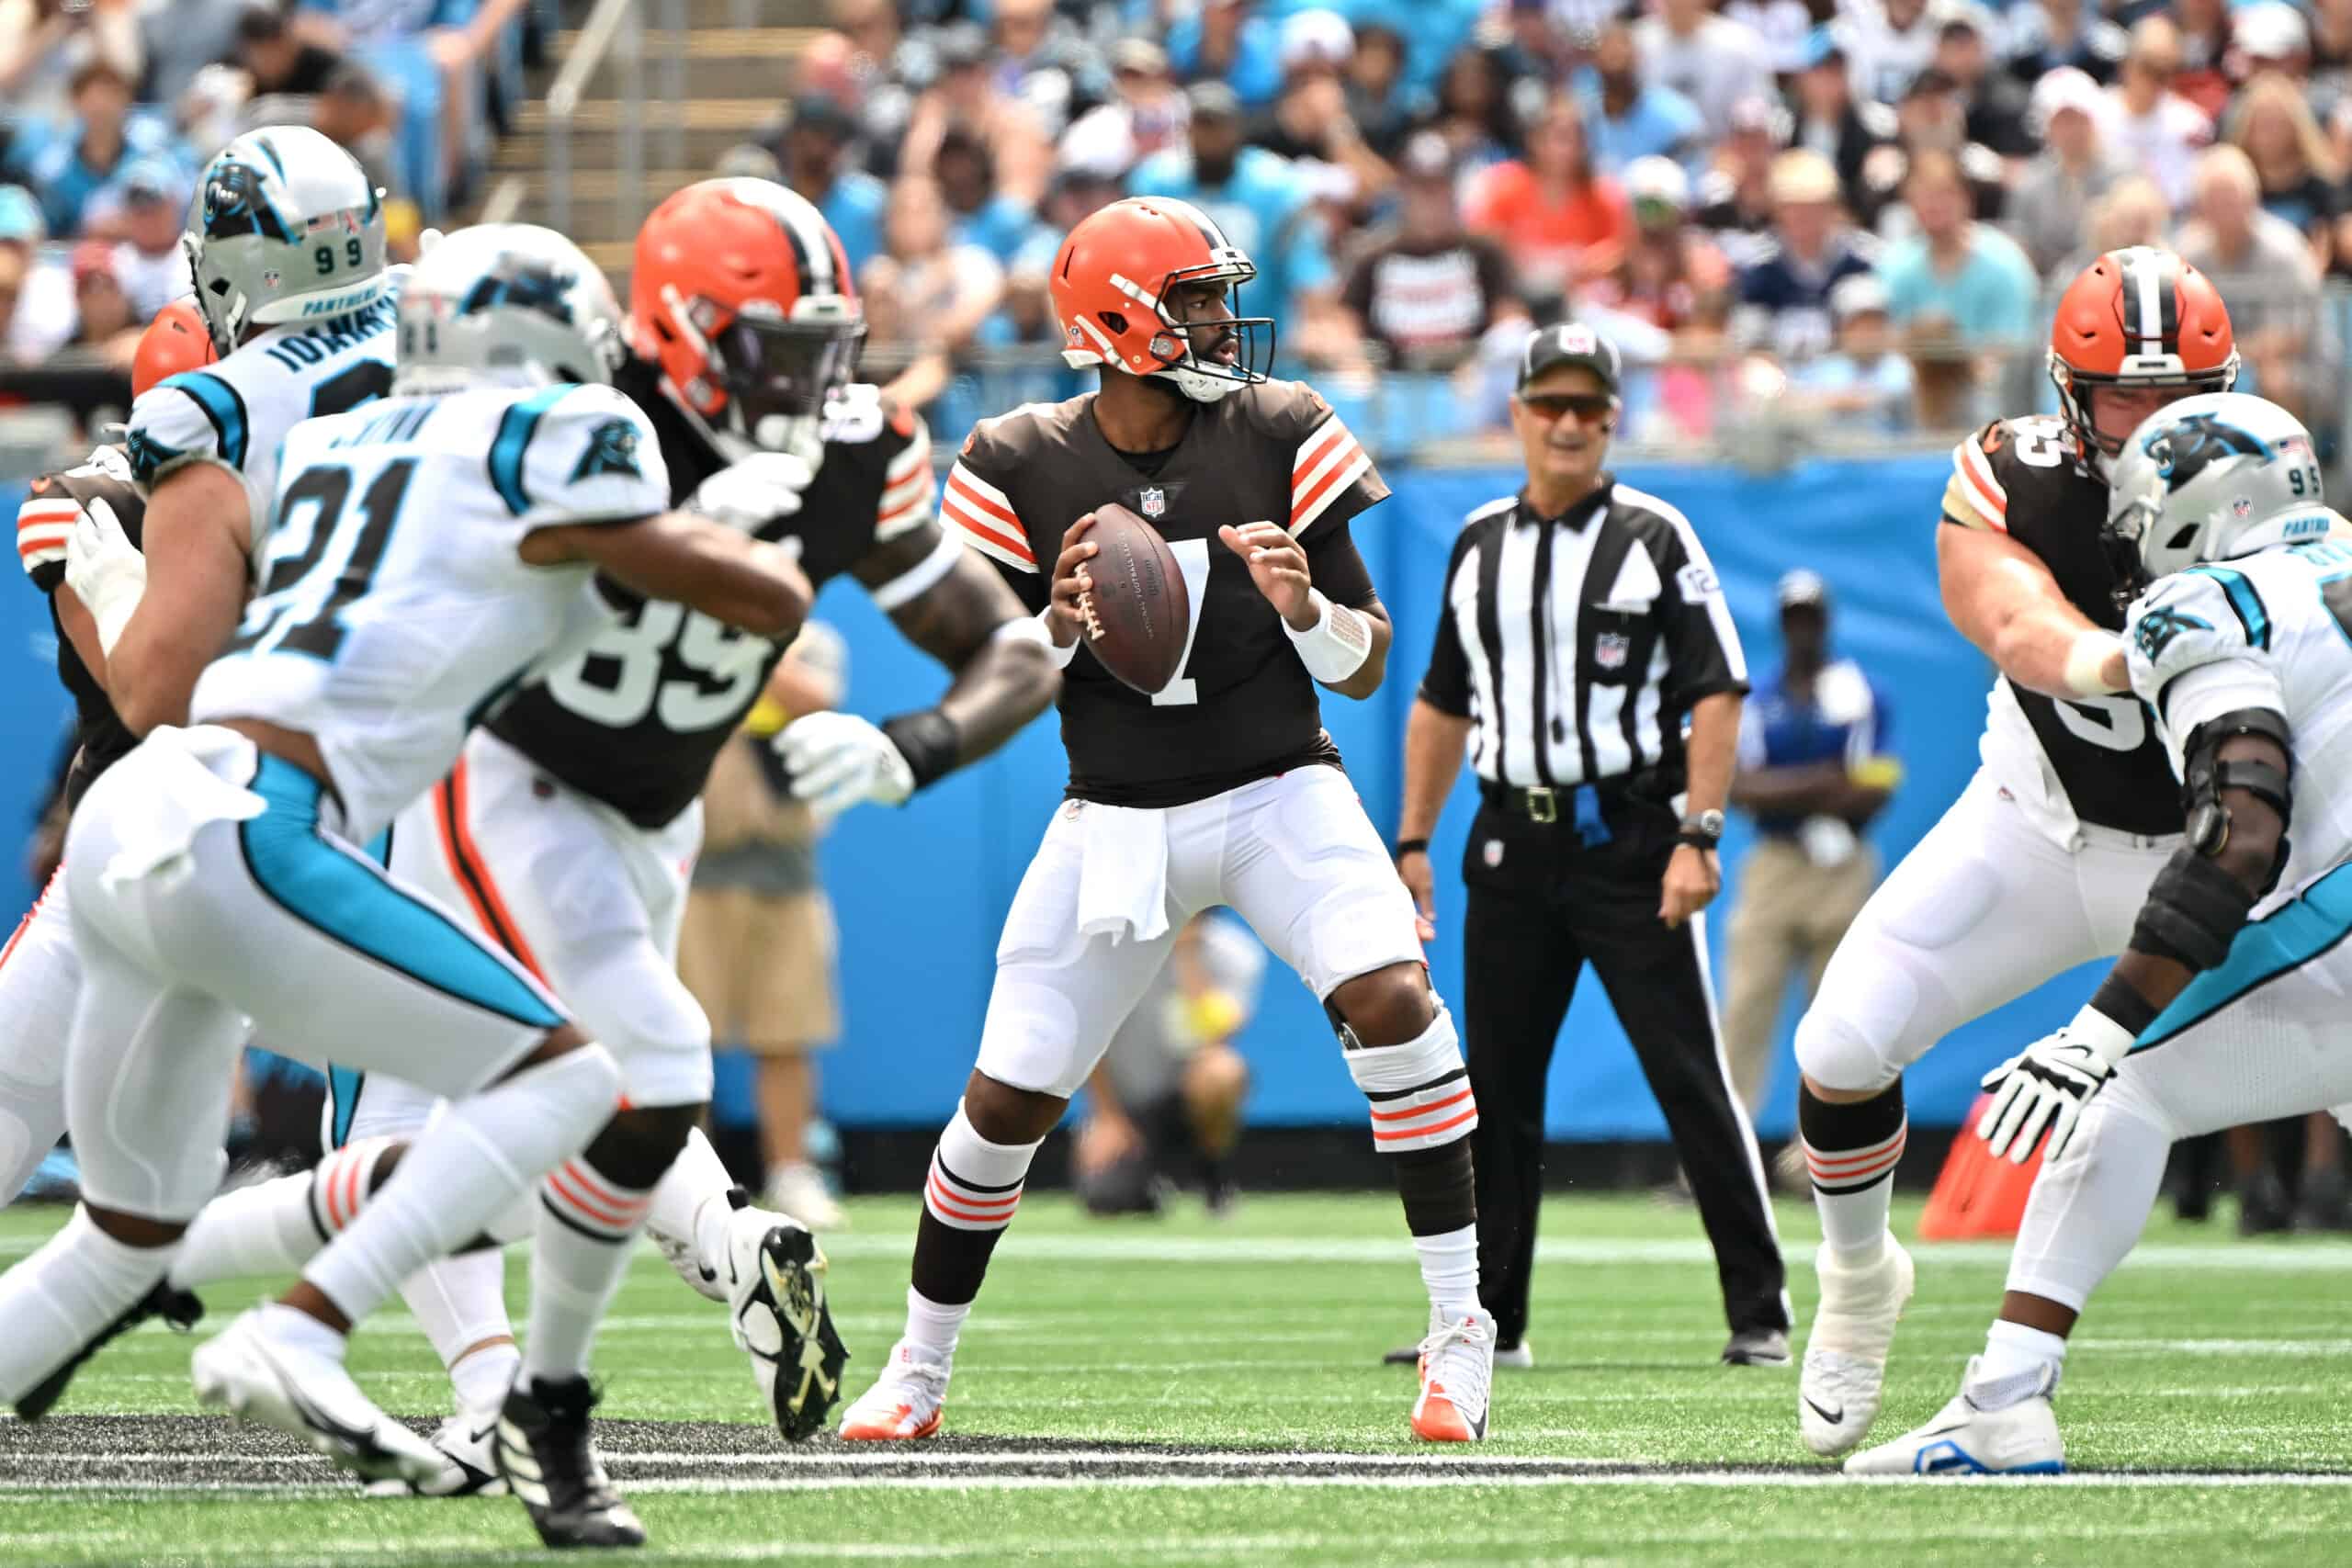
[1799,1237,1916,1457]
[763,1163,849,1231]
[363,1408,506,1498]
[1410,1309,1495,1442]
[837,1341,950,1441]
[1495,1339,1535,1371]
[725,1205,849,1440]
[1843,1358,2066,1475]
[193,1309,444,1485]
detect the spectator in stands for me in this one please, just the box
[1167,0,1283,113]
[2007,68,2132,280]
[64,238,134,367]
[1694,95,1792,264]
[1936,4,2031,157]
[1786,272,1917,432]
[0,244,27,369]
[1130,82,1349,369]
[15,55,172,239]
[984,0,1096,142]
[1732,150,1877,362]
[237,3,341,100]
[2106,17,2214,211]
[1344,22,1417,159]
[974,245,1089,409]
[775,94,888,276]
[0,0,141,126]
[312,62,405,209]
[862,174,1004,365]
[1251,8,1396,205]
[2060,173,2171,282]
[1589,154,1732,342]
[96,154,182,317]
[901,22,1053,210]
[803,0,913,168]
[1727,0,1814,77]
[1634,0,1773,141]
[1839,0,1941,109]
[1423,42,1521,178]
[2177,144,2324,418]
[1058,38,1187,180]
[1878,146,2037,416]
[2169,0,2236,121]
[1792,28,1897,213]
[1582,19,1705,178]
[2315,0,2352,103]
[2229,72,2343,270]
[1861,68,2008,237]
[1463,91,1629,310]
[2002,0,2128,89]
[1341,131,1521,369]
[935,125,1038,264]
[2233,4,2315,96]
[0,183,71,364]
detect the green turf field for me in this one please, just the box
[2,1189,2348,1566]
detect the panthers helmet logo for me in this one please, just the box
[458,264,576,324]
[200,161,296,244]
[571,418,643,483]
[2144,413,2270,494]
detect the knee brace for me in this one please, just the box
[1342,1001,1476,1154]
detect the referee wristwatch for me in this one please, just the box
[1677,809,1725,851]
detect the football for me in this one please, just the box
[1077,502,1190,695]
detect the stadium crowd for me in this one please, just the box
[716,0,2352,446]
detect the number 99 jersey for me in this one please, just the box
[1941,414,2182,839]
[126,291,401,546]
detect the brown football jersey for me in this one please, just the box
[942,379,1388,807]
[16,446,146,808]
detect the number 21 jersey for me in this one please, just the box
[941,380,1388,807]
[1941,414,2180,837]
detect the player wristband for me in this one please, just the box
[879,708,960,792]
[1284,590,1373,683]
[2063,629,2126,697]
[2085,977,2159,1043]
[1394,838,1430,860]
[1035,605,1080,670]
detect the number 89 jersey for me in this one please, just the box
[188,383,670,844]
[1942,414,2182,838]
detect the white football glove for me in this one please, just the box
[688,452,817,534]
[64,496,147,657]
[1978,1005,2136,1165]
[775,711,914,824]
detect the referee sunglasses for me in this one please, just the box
[1516,389,1616,423]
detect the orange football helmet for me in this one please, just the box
[630,177,864,461]
[1050,196,1272,403]
[132,298,218,400]
[2049,247,2236,459]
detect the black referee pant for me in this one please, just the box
[1460,784,1788,1348]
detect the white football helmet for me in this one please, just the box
[184,126,389,351]
[391,223,627,394]
[2104,392,2336,602]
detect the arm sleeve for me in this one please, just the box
[2124,567,2286,773]
[16,472,79,593]
[1941,422,2010,533]
[1656,513,1750,712]
[1302,517,1374,609]
[1417,527,1478,717]
[937,422,1045,605]
[1289,409,1386,540]
[874,407,937,543]
[494,383,672,529]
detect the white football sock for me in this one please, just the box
[1412,1224,1483,1323]
[302,1046,619,1326]
[258,1298,349,1362]
[1969,1319,2068,1409]
[0,1208,173,1405]
[903,1285,969,1367]
[522,1154,654,1384]
[646,1123,737,1281]
[396,1247,515,1408]
[170,1139,398,1290]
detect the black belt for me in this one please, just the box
[1481,773,1680,844]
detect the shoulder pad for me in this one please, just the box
[489,383,671,525]
[2126,569,2267,694]
[128,370,248,486]
[1238,378,1338,445]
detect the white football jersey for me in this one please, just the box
[188,382,670,841]
[126,290,401,547]
[2124,536,2352,916]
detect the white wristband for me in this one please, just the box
[2063,628,2125,697]
[1283,589,1373,683]
[2066,1002,2139,1067]
[1035,604,1080,670]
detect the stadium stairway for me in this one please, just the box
[485,2,826,276]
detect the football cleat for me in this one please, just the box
[726,1206,849,1440]
[837,1341,950,1441]
[1384,1337,1532,1370]
[763,1162,849,1231]
[650,1189,737,1306]
[1843,1357,2065,1476]
[1723,1327,1791,1367]
[1410,1309,1495,1443]
[191,1309,444,1485]
[1799,1238,1916,1457]
[492,1375,646,1549]
[15,1280,201,1421]
[363,1409,506,1498]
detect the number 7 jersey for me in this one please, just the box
[1942,414,2182,838]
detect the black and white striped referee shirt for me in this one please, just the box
[1418,479,1749,789]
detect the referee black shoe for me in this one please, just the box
[1721,1327,1791,1368]
[16,1281,201,1420]
[493,1375,646,1550]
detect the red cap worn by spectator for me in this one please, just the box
[2047,246,2237,457]
[132,299,218,400]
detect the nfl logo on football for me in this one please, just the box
[1140,487,1166,518]
[1596,631,1630,670]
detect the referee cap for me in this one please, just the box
[1517,322,1621,394]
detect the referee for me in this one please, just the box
[1386,324,1791,1369]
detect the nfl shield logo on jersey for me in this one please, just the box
[1140,487,1166,518]
[1596,632,1630,670]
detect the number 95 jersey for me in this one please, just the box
[188,383,670,844]
[1942,414,2182,839]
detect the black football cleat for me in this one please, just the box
[16,1282,202,1421]
[492,1376,646,1550]
[728,1213,851,1441]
